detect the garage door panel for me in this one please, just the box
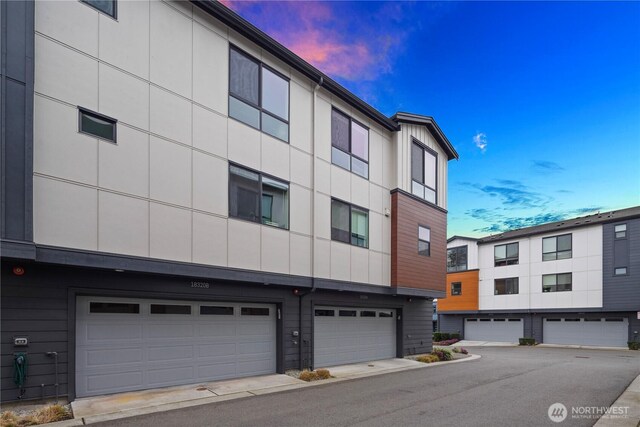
[197,323,236,337]
[76,297,276,397]
[147,366,195,386]
[147,323,194,338]
[84,348,143,367]
[543,318,627,347]
[86,371,143,394]
[85,323,142,341]
[314,306,396,368]
[197,362,238,379]
[464,318,523,342]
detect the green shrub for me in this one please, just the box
[450,333,461,340]
[431,348,453,361]
[433,332,452,342]
[519,338,536,346]
[416,354,439,363]
[628,341,640,351]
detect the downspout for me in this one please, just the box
[298,76,323,370]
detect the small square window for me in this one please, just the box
[81,0,117,18]
[614,267,627,275]
[451,282,462,296]
[331,199,368,248]
[614,224,627,239]
[79,108,116,142]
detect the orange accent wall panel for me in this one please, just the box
[437,270,479,311]
[391,191,446,291]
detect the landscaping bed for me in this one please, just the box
[286,368,333,382]
[407,347,470,364]
[0,403,72,426]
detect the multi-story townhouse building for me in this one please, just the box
[438,207,640,347]
[0,0,458,401]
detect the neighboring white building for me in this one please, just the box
[439,208,640,348]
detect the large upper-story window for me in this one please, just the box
[542,234,572,261]
[447,246,468,272]
[331,109,369,179]
[494,278,519,295]
[331,199,368,248]
[494,242,518,266]
[411,140,437,204]
[229,47,289,142]
[229,164,289,229]
[542,273,572,293]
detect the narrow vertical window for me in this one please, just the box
[331,108,369,179]
[411,140,437,204]
[614,224,627,239]
[418,226,430,256]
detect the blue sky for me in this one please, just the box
[224,1,640,238]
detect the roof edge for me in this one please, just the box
[392,112,459,160]
[191,0,399,132]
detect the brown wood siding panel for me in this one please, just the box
[438,270,479,311]
[391,192,446,291]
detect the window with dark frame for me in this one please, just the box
[447,246,468,272]
[150,304,191,315]
[241,307,270,316]
[418,226,430,256]
[79,108,116,142]
[81,0,117,18]
[229,46,289,142]
[411,140,437,204]
[90,302,139,314]
[542,273,572,293]
[331,199,369,248]
[494,242,519,266]
[494,277,519,295]
[331,108,369,179]
[451,282,462,296]
[614,224,627,239]
[614,267,627,276]
[542,234,572,261]
[229,164,289,229]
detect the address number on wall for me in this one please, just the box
[191,282,210,289]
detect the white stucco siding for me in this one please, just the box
[477,225,603,311]
[31,0,399,287]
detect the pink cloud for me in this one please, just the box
[221,1,405,82]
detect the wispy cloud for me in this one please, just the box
[473,132,487,153]
[221,1,412,82]
[468,206,605,234]
[462,180,551,209]
[532,160,565,173]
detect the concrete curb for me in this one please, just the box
[536,344,630,351]
[77,354,481,424]
[593,374,640,427]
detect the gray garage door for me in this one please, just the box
[464,318,523,342]
[76,297,276,397]
[314,306,396,368]
[543,318,628,347]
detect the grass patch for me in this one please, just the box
[298,369,332,382]
[415,354,440,363]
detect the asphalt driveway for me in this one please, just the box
[95,346,639,427]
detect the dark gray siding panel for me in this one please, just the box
[403,300,432,355]
[1,0,34,242]
[439,314,463,335]
[603,219,640,311]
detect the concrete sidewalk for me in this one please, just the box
[58,355,479,425]
[448,340,519,347]
[594,374,640,427]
